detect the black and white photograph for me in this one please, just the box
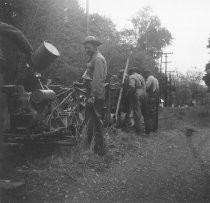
[0,0,210,202]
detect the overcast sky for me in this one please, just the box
[80,0,210,73]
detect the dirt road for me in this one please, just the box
[1,107,210,202]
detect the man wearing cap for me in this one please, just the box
[0,22,33,84]
[82,36,107,156]
[0,22,34,133]
[127,67,146,133]
[143,70,159,133]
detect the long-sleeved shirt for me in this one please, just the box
[146,75,159,95]
[82,50,107,99]
[128,73,146,97]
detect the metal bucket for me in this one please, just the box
[31,41,60,72]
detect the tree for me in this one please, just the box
[207,36,210,49]
[1,2,172,86]
[203,35,210,89]
[173,69,206,106]
[203,70,210,87]
[122,7,172,56]
[185,68,205,102]
[118,6,173,84]
[1,0,88,84]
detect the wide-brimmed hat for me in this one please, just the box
[83,36,102,46]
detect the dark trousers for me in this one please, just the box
[142,92,159,132]
[121,89,130,114]
[86,98,105,155]
[131,95,142,131]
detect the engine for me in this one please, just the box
[3,85,56,133]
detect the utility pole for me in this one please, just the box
[167,71,175,107]
[160,52,173,106]
[163,53,173,75]
[86,0,89,36]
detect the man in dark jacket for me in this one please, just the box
[0,22,34,86]
[0,22,35,130]
[0,21,33,59]
[82,36,107,156]
[143,70,159,133]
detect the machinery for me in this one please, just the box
[2,42,86,144]
[1,22,114,145]
[1,22,83,144]
[3,85,56,133]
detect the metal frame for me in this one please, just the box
[2,86,85,145]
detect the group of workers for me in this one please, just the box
[0,20,159,156]
[79,35,160,156]
[118,67,159,134]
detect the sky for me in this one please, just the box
[79,0,210,73]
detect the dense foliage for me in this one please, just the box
[173,68,206,106]
[203,36,210,89]
[0,1,172,84]
[1,0,207,106]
